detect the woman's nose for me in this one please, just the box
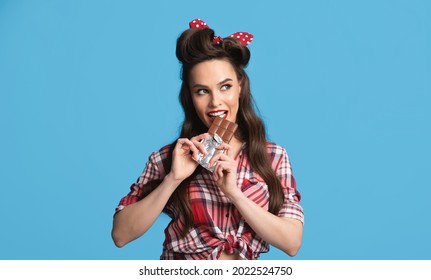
[209,92,221,107]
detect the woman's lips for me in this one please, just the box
[207,110,228,120]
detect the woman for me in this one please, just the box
[112,19,304,260]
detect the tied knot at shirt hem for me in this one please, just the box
[224,234,239,254]
[213,235,255,260]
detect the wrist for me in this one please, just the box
[164,172,184,189]
[225,187,244,203]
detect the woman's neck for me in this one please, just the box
[229,137,244,159]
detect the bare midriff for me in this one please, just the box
[218,251,245,260]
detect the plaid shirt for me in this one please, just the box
[115,142,304,260]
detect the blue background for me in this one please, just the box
[1,0,430,260]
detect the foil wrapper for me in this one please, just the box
[196,133,224,172]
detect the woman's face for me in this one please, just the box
[189,59,241,128]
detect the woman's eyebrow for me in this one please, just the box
[191,78,233,88]
[217,78,233,85]
[191,83,208,89]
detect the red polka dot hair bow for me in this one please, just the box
[189,18,254,46]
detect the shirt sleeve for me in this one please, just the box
[275,147,304,223]
[114,151,162,215]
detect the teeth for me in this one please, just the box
[208,111,226,117]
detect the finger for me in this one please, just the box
[191,138,208,156]
[176,138,193,150]
[176,138,200,160]
[191,133,211,155]
[212,165,219,181]
[214,161,235,176]
[209,152,233,167]
[215,162,224,180]
[225,145,232,158]
[188,143,201,161]
[215,143,233,158]
[175,138,189,151]
[215,142,231,150]
[208,153,221,168]
[209,153,229,169]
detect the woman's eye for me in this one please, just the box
[196,89,208,95]
[221,84,232,91]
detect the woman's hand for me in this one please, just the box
[168,133,209,182]
[210,143,240,198]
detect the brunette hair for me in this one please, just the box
[141,27,284,237]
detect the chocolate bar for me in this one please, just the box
[208,117,238,144]
[195,117,238,172]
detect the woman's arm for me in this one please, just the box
[112,135,209,248]
[226,190,303,256]
[112,173,181,248]
[211,144,303,256]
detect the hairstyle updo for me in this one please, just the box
[176,28,250,72]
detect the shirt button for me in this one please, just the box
[225,213,229,217]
